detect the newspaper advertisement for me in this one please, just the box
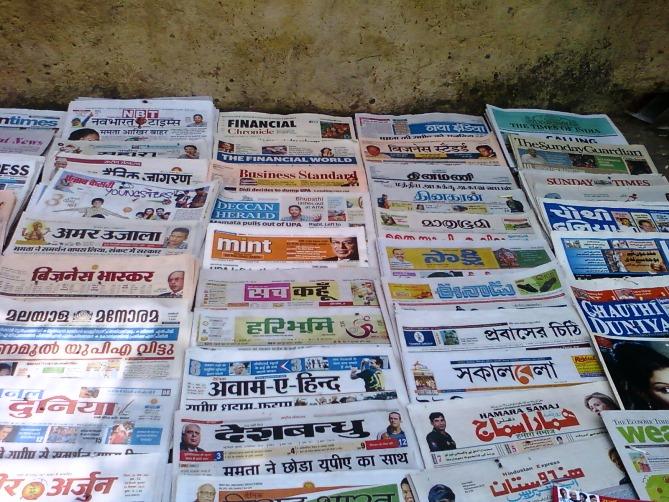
[0,254,198,299]
[602,410,669,501]
[181,345,407,412]
[196,268,383,309]
[217,111,356,139]
[0,453,165,501]
[211,190,374,230]
[0,153,44,224]
[533,184,669,205]
[42,152,209,185]
[378,237,553,278]
[32,169,217,223]
[193,307,390,347]
[552,485,646,502]
[485,105,628,168]
[203,225,371,270]
[0,377,178,458]
[408,381,613,468]
[62,97,216,143]
[552,231,669,280]
[209,161,367,192]
[409,436,628,502]
[6,214,203,257]
[355,112,495,140]
[174,401,422,476]
[0,297,190,379]
[540,200,669,233]
[175,470,416,502]
[510,135,656,174]
[359,137,506,165]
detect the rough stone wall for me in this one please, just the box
[0,0,667,114]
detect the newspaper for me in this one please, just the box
[195,268,383,309]
[42,152,209,185]
[217,111,356,139]
[485,105,628,168]
[181,346,407,412]
[382,263,568,310]
[31,169,217,223]
[378,237,553,278]
[211,190,374,230]
[0,108,63,155]
[540,199,669,233]
[0,297,189,378]
[203,225,371,270]
[6,214,203,257]
[0,254,198,299]
[510,135,656,174]
[0,108,63,131]
[551,231,669,280]
[175,470,416,502]
[409,437,627,502]
[408,381,613,468]
[552,485,646,502]
[174,401,421,476]
[0,454,165,501]
[0,377,177,458]
[355,112,495,140]
[533,183,669,205]
[0,153,45,225]
[62,97,216,143]
[602,410,669,501]
[192,307,390,347]
[0,190,16,241]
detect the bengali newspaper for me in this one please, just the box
[509,135,656,174]
[0,377,178,458]
[0,153,45,224]
[203,225,371,270]
[602,411,669,501]
[0,453,166,501]
[0,297,190,378]
[6,214,203,257]
[485,105,628,168]
[195,268,383,309]
[540,199,669,233]
[32,169,217,223]
[217,112,356,139]
[408,381,613,468]
[0,254,198,299]
[192,307,390,347]
[552,486,645,502]
[382,263,568,310]
[408,437,628,502]
[175,470,417,502]
[174,401,422,476]
[378,237,553,278]
[181,345,407,412]
[0,108,63,155]
[551,231,669,280]
[359,137,506,165]
[355,112,495,140]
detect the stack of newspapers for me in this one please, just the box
[0,102,663,502]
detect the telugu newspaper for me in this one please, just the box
[217,111,356,139]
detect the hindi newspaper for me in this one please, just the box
[174,470,417,502]
[203,225,371,270]
[0,108,63,155]
[0,453,166,501]
[174,401,422,476]
[552,231,669,280]
[195,268,383,309]
[0,297,190,378]
[32,169,217,223]
[378,237,553,278]
[0,254,198,299]
[0,153,44,225]
[601,410,669,501]
[533,184,669,205]
[509,135,656,174]
[355,112,495,140]
[408,381,614,468]
[485,105,628,168]
[552,485,646,502]
[540,199,669,233]
[408,436,628,502]
[0,377,178,458]
[217,111,356,139]
[192,307,390,347]
[181,346,407,412]
[6,214,203,257]
[382,263,568,310]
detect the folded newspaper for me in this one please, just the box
[0,108,63,155]
[217,111,356,139]
[532,183,669,206]
[0,153,44,225]
[355,112,496,140]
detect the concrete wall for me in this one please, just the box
[0,0,667,114]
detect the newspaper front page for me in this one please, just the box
[552,485,645,502]
[0,153,45,224]
[0,298,190,378]
[0,108,63,155]
[355,112,494,140]
[174,402,422,477]
[533,184,669,205]
[217,112,356,139]
[181,346,407,412]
